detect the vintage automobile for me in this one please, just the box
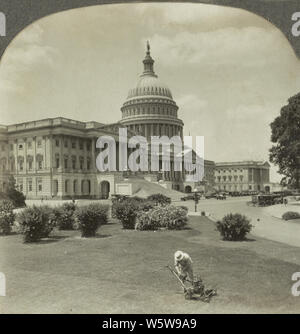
[216,193,227,200]
[251,194,283,206]
[181,193,201,201]
[204,193,218,199]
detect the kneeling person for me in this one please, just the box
[174,250,194,284]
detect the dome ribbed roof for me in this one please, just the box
[127,75,173,99]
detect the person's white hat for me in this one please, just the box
[175,250,184,261]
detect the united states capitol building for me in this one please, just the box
[0,44,270,199]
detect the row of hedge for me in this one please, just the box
[111,194,188,230]
[0,200,109,242]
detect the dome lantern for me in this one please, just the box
[142,41,157,77]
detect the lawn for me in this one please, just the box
[0,215,299,313]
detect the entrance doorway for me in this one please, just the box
[100,181,110,199]
[185,185,192,193]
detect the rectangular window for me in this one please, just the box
[72,159,76,169]
[80,159,84,170]
[64,140,68,148]
[71,142,76,149]
[38,161,42,170]
[28,161,32,170]
[37,140,42,147]
[28,180,32,192]
[56,158,60,168]
[64,159,68,169]
[55,139,59,147]
[38,181,42,192]
[79,141,83,150]
[27,142,32,149]
[86,142,91,151]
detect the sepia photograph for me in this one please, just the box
[0,1,300,316]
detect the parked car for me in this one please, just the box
[181,193,201,201]
[204,192,217,199]
[216,193,226,200]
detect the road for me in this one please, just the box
[174,196,300,248]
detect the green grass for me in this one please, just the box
[0,216,299,313]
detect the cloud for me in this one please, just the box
[177,94,208,111]
[134,3,270,30]
[0,23,58,94]
[147,26,294,69]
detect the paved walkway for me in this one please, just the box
[176,197,300,248]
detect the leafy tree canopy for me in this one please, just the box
[270,93,300,187]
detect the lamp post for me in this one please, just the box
[296,156,300,191]
[193,188,199,212]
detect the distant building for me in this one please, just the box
[214,161,270,192]
[263,182,285,193]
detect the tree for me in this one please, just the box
[5,176,26,208]
[270,93,300,188]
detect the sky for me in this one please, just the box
[1,3,300,182]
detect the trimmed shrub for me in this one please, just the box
[135,210,159,231]
[147,193,171,206]
[112,196,156,229]
[56,202,76,230]
[16,205,55,242]
[138,200,156,212]
[75,203,109,237]
[282,211,300,220]
[216,213,252,241]
[201,211,206,216]
[111,195,131,218]
[0,200,15,235]
[39,206,57,238]
[135,205,188,231]
[113,200,140,229]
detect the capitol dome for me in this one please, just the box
[127,75,173,100]
[120,42,183,140]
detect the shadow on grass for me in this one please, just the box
[0,231,18,237]
[34,235,67,244]
[220,237,256,242]
[94,233,113,238]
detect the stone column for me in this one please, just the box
[43,136,47,169]
[15,139,18,175]
[33,137,37,197]
[24,138,28,195]
[33,136,37,173]
[49,135,53,198]
[91,137,96,172]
